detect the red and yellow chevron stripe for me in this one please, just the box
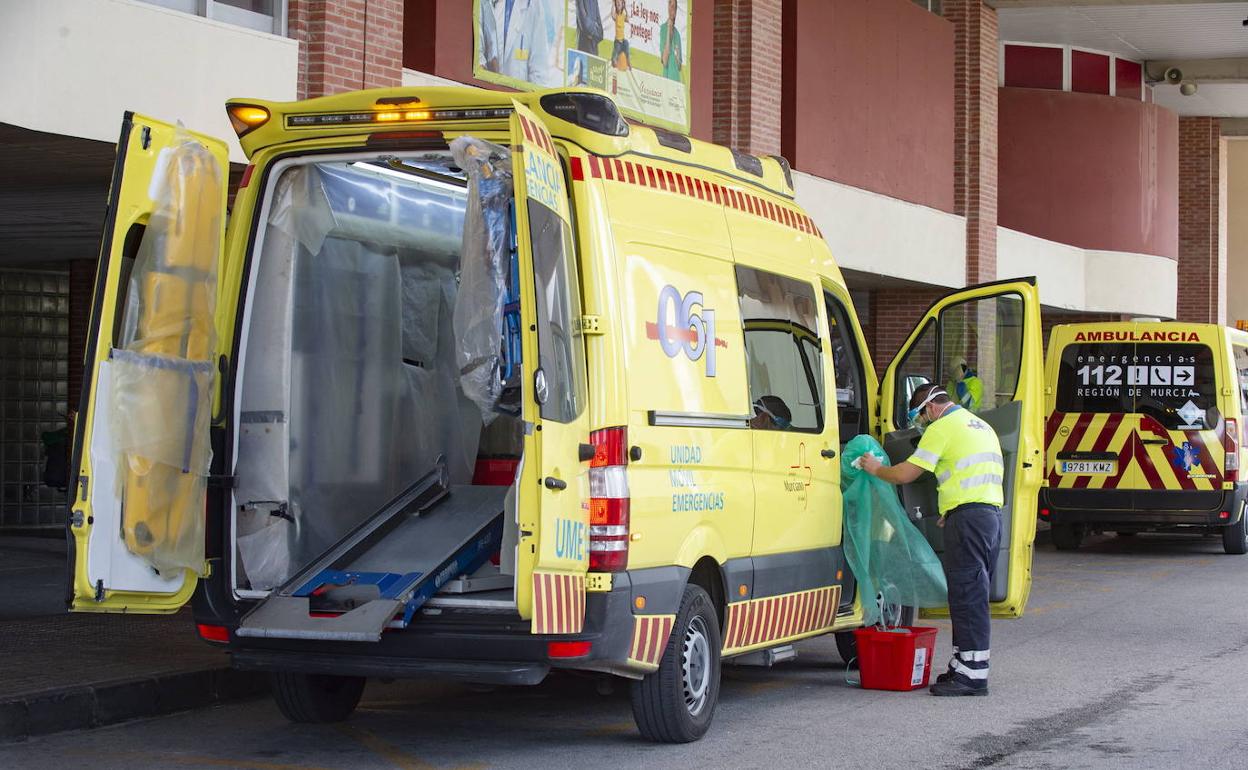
[722,585,841,654]
[516,113,557,157]
[570,155,821,238]
[628,614,676,669]
[531,572,585,635]
[1046,411,1225,491]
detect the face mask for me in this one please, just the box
[906,388,948,430]
[755,402,791,430]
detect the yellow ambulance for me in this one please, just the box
[1041,322,1248,554]
[67,86,1043,742]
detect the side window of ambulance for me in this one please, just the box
[1235,346,1248,414]
[894,319,937,427]
[825,292,868,439]
[892,293,1025,426]
[527,200,587,423]
[736,266,824,433]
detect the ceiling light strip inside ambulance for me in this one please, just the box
[573,155,821,238]
[286,107,514,128]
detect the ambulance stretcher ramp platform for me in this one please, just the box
[236,469,505,643]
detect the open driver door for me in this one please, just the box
[877,278,1044,618]
[67,114,228,613]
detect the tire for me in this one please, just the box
[835,631,857,666]
[630,584,722,743]
[1222,510,1248,555]
[1051,522,1085,551]
[271,672,366,723]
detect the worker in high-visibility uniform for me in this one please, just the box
[948,358,983,412]
[859,383,1004,696]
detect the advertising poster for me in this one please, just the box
[473,0,692,133]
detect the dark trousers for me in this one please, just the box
[943,503,1002,688]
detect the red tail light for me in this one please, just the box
[589,427,629,572]
[547,640,592,658]
[197,623,229,643]
[1039,508,1051,520]
[1225,418,1239,483]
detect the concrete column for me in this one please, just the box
[943,0,998,285]
[1177,116,1227,325]
[289,0,404,100]
[711,0,783,157]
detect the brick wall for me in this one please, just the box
[1177,116,1225,324]
[944,0,998,285]
[867,287,946,376]
[712,0,782,156]
[290,0,404,99]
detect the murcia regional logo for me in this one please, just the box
[646,285,725,377]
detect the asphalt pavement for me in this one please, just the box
[2,531,1245,769]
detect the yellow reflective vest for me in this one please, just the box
[908,406,1004,514]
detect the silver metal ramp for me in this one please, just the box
[236,475,506,643]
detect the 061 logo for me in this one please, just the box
[645,285,723,377]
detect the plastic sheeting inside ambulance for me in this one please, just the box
[110,133,222,574]
[233,153,510,590]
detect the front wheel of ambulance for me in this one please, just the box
[1221,510,1248,555]
[630,584,722,743]
[271,672,366,723]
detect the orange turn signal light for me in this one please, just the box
[227,104,271,137]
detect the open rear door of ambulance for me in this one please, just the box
[878,278,1044,618]
[509,101,593,634]
[67,114,228,613]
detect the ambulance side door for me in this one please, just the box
[510,102,594,633]
[878,279,1043,618]
[68,114,229,613]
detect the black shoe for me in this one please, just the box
[929,679,988,696]
[935,670,954,684]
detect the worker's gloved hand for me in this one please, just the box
[858,453,884,476]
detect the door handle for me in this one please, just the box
[544,476,567,491]
[821,449,837,459]
[578,443,595,463]
[1140,439,1168,446]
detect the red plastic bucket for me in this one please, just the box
[853,626,939,691]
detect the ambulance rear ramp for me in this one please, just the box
[236,470,505,643]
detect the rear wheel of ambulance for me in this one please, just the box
[271,672,366,723]
[630,584,722,743]
[1222,508,1248,555]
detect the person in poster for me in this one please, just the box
[610,0,631,70]
[660,0,682,81]
[478,0,563,87]
[575,0,603,54]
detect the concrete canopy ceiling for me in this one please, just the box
[997,1,1248,117]
[0,124,116,268]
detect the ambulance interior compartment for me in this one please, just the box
[230,148,526,637]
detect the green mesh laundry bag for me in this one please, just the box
[841,435,948,626]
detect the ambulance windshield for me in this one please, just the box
[1055,342,1219,429]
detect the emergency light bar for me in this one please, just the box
[286,106,514,129]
